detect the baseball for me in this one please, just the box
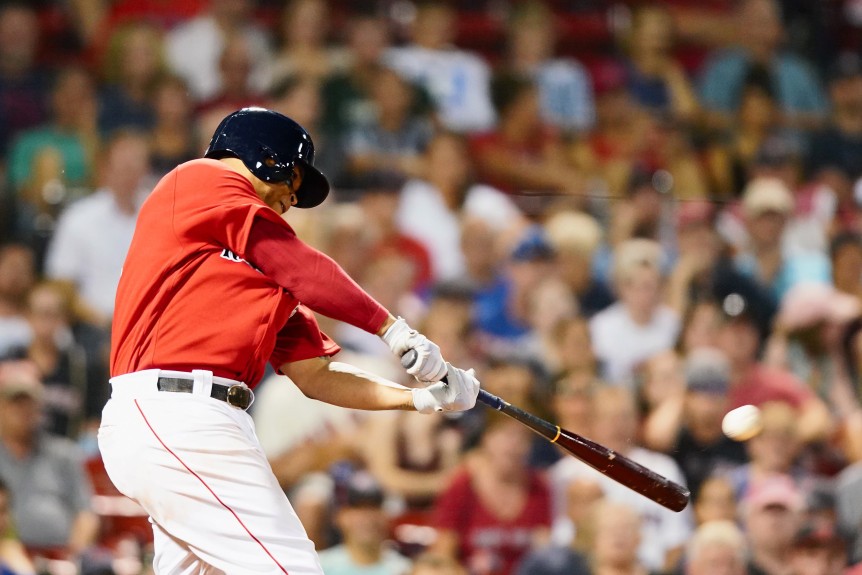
[722,404,762,441]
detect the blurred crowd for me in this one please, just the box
[1,0,862,574]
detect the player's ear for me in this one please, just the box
[289,192,298,206]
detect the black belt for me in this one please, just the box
[156,377,254,410]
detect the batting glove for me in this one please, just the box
[411,363,480,414]
[382,317,447,382]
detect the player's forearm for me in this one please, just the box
[247,217,390,334]
[282,357,415,411]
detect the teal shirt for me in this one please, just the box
[318,545,411,575]
[7,126,90,190]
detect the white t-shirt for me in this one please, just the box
[384,46,495,133]
[45,189,145,318]
[589,303,680,386]
[396,179,523,282]
[549,447,694,572]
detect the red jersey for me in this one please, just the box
[111,159,352,387]
[433,468,551,575]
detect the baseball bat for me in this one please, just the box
[401,349,690,512]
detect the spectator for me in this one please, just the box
[571,64,649,201]
[705,65,785,199]
[409,552,467,575]
[269,0,344,85]
[164,0,272,102]
[698,0,827,132]
[550,386,693,573]
[0,245,34,359]
[7,66,99,247]
[0,477,34,575]
[512,500,593,575]
[44,129,152,325]
[714,295,832,444]
[503,1,595,134]
[740,474,805,575]
[724,401,811,500]
[319,12,392,150]
[545,317,599,384]
[362,406,463,515]
[8,281,108,438]
[0,2,50,157]
[619,5,700,124]
[472,226,555,359]
[606,166,677,249]
[148,74,199,178]
[587,501,647,575]
[788,521,849,575]
[352,173,432,293]
[318,470,413,575]
[384,1,495,133]
[97,22,164,136]
[766,282,862,412]
[342,66,433,188]
[589,238,680,386]
[637,349,686,416]
[733,177,831,304]
[431,411,552,575]
[0,361,98,562]
[396,131,524,283]
[543,210,614,319]
[469,72,582,204]
[692,476,738,526]
[684,520,747,575]
[807,53,862,183]
[643,347,748,496]
[196,32,267,116]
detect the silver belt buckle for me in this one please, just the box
[226,385,253,410]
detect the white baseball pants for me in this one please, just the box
[98,369,325,575]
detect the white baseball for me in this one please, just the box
[722,404,762,441]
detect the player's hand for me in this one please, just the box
[381,317,447,382]
[411,364,480,414]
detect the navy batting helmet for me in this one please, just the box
[204,107,330,209]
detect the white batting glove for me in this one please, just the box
[382,317,447,382]
[411,363,480,414]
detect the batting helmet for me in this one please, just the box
[204,107,330,208]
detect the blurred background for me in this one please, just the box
[1,0,862,574]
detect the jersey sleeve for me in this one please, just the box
[175,161,289,259]
[269,304,341,371]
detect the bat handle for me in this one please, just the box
[400,349,505,411]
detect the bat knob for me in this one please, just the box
[401,349,418,369]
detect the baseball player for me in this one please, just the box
[98,107,480,574]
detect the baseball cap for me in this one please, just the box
[684,348,730,395]
[744,474,804,512]
[0,361,44,401]
[510,227,555,262]
[341,471,385,508]
[741,177,794,218]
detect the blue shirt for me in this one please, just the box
[733,251,831,302]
